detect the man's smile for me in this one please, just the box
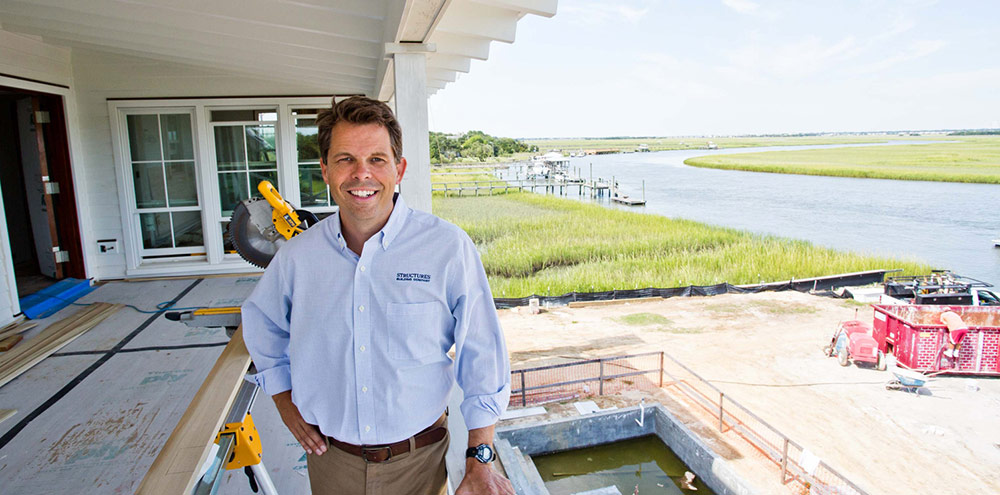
[348,189,377,199]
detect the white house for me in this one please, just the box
[0,0,557,326]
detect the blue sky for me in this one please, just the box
[427,0,1000,138]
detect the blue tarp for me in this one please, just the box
[18,278,96,319]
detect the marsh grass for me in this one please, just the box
[525,135,940,153]
[683,137,1000,184]
[433,193,931,298]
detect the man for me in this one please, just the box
[242,96,514,495]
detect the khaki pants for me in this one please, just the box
[306,424,449,495]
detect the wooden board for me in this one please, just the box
[0,334,24,351]
[0,303,121,389]
[0,321,37,341]
[0,408,15,425]
[136,326,251,495]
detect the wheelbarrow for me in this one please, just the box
[885,369,928,393]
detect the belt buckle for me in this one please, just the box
[362,446,390,463]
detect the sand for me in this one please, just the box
[497,291,1000,495]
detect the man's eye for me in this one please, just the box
[338,157,353,163]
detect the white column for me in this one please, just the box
[391,51,432,213]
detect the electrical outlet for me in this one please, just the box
[97,239,118,254]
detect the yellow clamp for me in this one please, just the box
[216,413,263,470]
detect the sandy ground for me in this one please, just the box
[497,291,1000,495]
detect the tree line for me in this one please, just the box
[430,131,537,163]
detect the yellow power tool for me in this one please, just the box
[227,181,319,268]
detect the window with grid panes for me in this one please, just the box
[293,108,336,208]
[212,109,279,217]
[124,112,203,257]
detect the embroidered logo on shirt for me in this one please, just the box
[396,272,431,283]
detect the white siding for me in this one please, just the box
[70,49,333,279]
[0,29,72,86]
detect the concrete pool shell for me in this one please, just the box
[496,404,757,495]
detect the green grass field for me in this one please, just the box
[524,135,943,154]
[432,193,930,298]
[683,137,1000,184]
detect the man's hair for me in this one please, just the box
[317,96,403,163]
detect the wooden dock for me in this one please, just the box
[431,178,612,197]
[612,195,646,205]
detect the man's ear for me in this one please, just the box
[395,157,408,185]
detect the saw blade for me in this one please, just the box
[229,199,286,268]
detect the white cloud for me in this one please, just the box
[856,39,946,74]
[723,0,759,14]
[560,1,651,25]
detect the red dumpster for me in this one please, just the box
[872,305,1000,374]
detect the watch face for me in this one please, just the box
[473,444,494,463]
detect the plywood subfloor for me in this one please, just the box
[0,276,471,494]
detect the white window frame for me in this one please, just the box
[109,96,332,277]
[288,105,339,214]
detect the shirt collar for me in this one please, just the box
[327,193,410,252]
[377,194,409,250]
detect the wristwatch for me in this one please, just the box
[465,443,496,463]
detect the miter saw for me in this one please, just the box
[228,180,319,268]
[166,181,318,332]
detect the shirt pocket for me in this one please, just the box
[386,302,447,363]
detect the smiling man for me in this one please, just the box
[241,96,513,495]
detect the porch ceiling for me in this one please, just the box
[0,0,555,98]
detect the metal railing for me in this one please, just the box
[507,350,868,495]
[509,351,664,407]
[659,352,869,495]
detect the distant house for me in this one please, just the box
[0,0,557,325]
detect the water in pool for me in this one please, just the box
[532,435,715,494]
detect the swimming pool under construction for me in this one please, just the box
[495,404,752,495]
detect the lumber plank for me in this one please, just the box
[137,326,251,495]
[0,303,122,389]
[0,334,24,351]
[0,321,37,341]
[0,408,14,425]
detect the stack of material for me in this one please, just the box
[0,321,37,351]
[0,303,122,388]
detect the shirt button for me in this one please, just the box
[362,386,368,393]
[365,425,371,432]
[360,345,366,352]
[359,265,366,272]
[358,305,365,312]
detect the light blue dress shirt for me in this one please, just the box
[241,197,511,445]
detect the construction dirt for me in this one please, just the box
[497,291,1000,495]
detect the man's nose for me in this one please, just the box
[349,160,374,180]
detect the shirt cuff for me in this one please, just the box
[246,365,292,396]
[459,384,511,430]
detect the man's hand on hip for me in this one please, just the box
[456,460,514,495]
[272,390,327,455]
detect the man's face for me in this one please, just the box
[321,122,406,232]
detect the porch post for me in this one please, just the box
[390,46,434,213]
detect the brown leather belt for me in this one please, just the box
[328,413,448,463]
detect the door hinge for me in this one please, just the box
[53,248,70,263]
[34,111,50,124]
[45,181,60,194]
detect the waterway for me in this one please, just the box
[508,142,1000,287]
